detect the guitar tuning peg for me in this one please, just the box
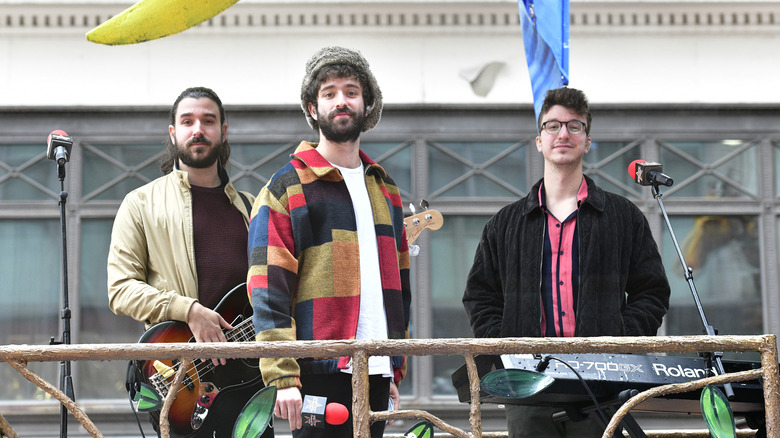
[409,202,416,215]
[420,199,429,211]
[409,244,420,257]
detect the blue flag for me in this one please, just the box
[518,0,570,128]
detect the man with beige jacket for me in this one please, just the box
[107,86,271,438]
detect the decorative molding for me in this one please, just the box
[572,2,780,35]
[0,2,778,36]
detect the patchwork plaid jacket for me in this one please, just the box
[248,141,411,389]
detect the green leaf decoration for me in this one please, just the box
[233,386,278,438]
[480,369,555,399]
[701,385,736,438]
[404,420,434,438]
[133,382,163,412]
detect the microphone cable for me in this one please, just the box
[127,390,149,438]
[125,361,149,438]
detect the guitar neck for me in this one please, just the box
[225,317,254,343]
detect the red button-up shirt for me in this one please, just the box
[539,178,589,337]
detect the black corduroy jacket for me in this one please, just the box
[463,176,671,339]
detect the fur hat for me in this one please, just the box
[300,46,383,132]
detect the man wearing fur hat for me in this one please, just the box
[247,46,409,437]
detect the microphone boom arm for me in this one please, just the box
[650,182,735,399]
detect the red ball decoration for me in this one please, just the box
[325,402,349,425]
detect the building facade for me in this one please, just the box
[1,0,780,435]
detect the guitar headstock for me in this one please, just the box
[404,209,443,245]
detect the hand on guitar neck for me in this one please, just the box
[187,302,233,366]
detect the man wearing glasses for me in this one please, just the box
[462,87,671,437]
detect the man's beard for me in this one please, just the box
[318,106,366,143]
[175,135,222,169]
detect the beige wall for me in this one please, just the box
[1,0,779,108]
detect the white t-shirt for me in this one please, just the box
[332,162,392,377]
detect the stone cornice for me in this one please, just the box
[0,1,778,36]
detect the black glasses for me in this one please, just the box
[541,120,586,135]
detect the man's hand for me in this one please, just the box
[275,387,303,430]
[187,302,232,366]
[388,381,400,425]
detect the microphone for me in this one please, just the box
[628,159,673,187]
[301,395,349,427]
[46,130,73,166]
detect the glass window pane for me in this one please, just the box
[228,142,300,195]
[0,145,59,201]
[660,141,758,198]
[361,142,412,198]
[0,219,61,400]
[79,219,146,399]
[662,216,761,347]
[82,143,163,201]
[430,215,491,396]
[429,142,527,198]
[583,141,642,198]
[398,357,414,397]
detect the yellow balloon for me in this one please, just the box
[86,0,239,45]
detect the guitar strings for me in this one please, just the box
[161,320,254,396]
[155,318,257,398]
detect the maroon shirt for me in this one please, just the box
[191,184,248,309]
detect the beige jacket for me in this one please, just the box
[107,167,254,327]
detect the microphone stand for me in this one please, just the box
[650,182,735,399]
[49,161,74,438]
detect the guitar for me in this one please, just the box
[404,209,443,245]
[131,283,261,437]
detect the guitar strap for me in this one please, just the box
[125,360,142,398]
[238,191,252,216]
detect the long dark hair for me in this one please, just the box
[160,87,230,174]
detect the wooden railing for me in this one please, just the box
[0,335,777,438]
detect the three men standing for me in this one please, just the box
[108,54,669,438]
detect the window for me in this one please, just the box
[664,215,761,338]
[660,140,759,199]
[0,219,61,400]
[0,145,59,201]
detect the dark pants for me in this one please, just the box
[293,373,391,438]
[505,405,604,438]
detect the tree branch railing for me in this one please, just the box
[0,335,777,438]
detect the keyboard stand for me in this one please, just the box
[551,389,648,438]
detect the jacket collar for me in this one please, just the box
[171,160,231,188]
[291,141,388,178]
[522,174,606,216]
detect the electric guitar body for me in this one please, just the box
[135,283,261,437]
